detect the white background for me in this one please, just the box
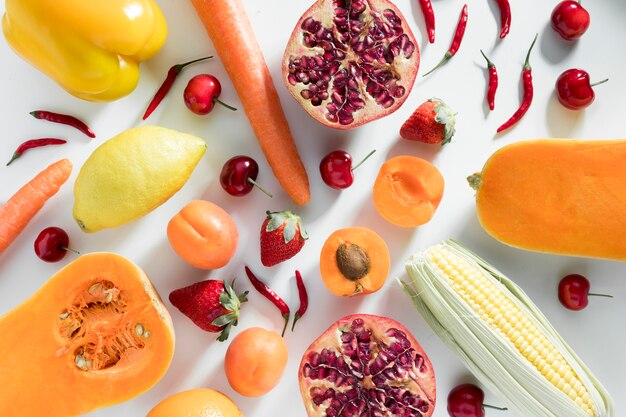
[0,0,625,416]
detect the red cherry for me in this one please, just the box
[34,227,77,262]
[556,69,607,110]
[183,74,237,115]
[447,384,507,417]
[558,274,613,311]
[447,384,485,417]
[320,149,376,190]
[551,1,590,40]
[220,155,272,197]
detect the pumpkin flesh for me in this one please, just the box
[472,139,626,260]
[0,252,175,417]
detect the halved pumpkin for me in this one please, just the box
[0,253,175,417]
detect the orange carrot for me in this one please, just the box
[0,159,73,254]
[190,0,310,206]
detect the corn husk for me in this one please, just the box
[401,240,614,417]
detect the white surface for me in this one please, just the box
[0,1,625,416]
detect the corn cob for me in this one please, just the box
[401,240,614,417]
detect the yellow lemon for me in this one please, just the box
[146,389,244,417]
[73,125,206,232]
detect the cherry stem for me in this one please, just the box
[484,404,508,411]
[588,293,613,298]
[590,78,609,87]
[62,246,80,255]
[247,177,273,198]
[351,149,376,172]
[214,98,237,111]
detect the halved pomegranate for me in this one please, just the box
[298,314,436,416]
[283,0,419,129]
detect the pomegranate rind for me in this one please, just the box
[298,313,436,417]
[282,0,419,130]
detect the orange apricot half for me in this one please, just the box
[320,227,390,297]
[373,155,444,227]
[167,200,238,269]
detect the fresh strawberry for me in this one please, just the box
[400,98,457,145]
[260,210,308,267]
[169,279,248,341]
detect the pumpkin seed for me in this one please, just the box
[88,283,101,295]
[75,354,92,371]
[134,324,144,337]
[75,355,86,370]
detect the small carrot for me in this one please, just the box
[0,159,73,254]
[190,0,310,206]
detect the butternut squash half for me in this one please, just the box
[0,253,175,417]
[468,139,626,260]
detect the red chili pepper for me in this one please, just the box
[480,50,498,111]
[7,138,67,166]
[291,270,308,332]
[418,0,436,44]
[142,56,213,120]
[423,4,468,77]
[495,0,511,38]
[30,110,95,138]
[497,34,538,133]
[244,266,290,336]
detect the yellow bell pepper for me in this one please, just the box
[2,0,167,101]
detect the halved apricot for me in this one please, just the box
[373,155,444,227]
[320,227,390,297]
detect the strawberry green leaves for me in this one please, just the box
[431,98,457,145]
[169,279,248,342]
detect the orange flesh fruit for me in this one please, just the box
[320,227,390,297]
[471,138,626,260]
[167,200,238,269]
[224,327,288,397]
[0,253,174,417]
[373,155,444,227]
[147,388,243,417]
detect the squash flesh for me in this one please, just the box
[0,253,175,417]
[473,139,626,260]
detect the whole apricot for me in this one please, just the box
[167,200,238,269]
[224,327,288,397]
